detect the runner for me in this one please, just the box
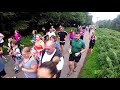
[49,25,56,32]
[67,32,86,77]
[69,29,75,41]
[0,33,4,54]
[79,27,84,40]
[42,27,49,43]
[7,37,13,53]
[19,47,38,78]
[50,35,61,56]
[57,26,67,56]
[39,40,64,78]
[47,26,56,39]
[30,30,37,45]
[37,61,57,78]
[33,34,44,62]
[14,30,22,47]
[11,40,23,74]
[0,57,6,78]
[88,32,96,54]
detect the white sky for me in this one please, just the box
[89,12,120,23]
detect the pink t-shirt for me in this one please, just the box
[14,33,22,41]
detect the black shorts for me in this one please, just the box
[0,43,3,47]
[89,40,95,49]
[80,35,83,40]
[60,42,65,45]
[0,69,6,77]
[69,53,81,63]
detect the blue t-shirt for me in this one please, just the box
[0,57,4,72]
[32,36,36,45]
[54,41,61,51]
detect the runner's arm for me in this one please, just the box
[80,48,86,54]
[57,32,60,41]
[38,61,42,67]
[19,61,23,68]
[64,31,68,41]
[22,64,38,73]
[68,40,72,53]
[69,40,72,49]
[41,40,45,49]
[80,41,86,54]
[89,35,91,40]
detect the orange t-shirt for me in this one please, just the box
[34,40,44,54]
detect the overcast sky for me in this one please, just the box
[89,12,120,23]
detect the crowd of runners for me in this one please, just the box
[0,24,96,78]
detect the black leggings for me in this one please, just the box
[0,69,6,78]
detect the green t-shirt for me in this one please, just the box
[70,39,85,53]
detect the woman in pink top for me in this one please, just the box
[69,29,75,40]
[14,30,22,47]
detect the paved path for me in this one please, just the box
[3,30,90,78]
[3,56,25,78]
[60,30,90,78]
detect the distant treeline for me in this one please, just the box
[96,15,120,31]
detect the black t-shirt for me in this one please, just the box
[42,30,47,35]
[82,26,86,29]
[58,31,67,41]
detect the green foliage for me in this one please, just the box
[0,12,93,35]
[20,35,33,46]
[13,20,29,30]
[3,34,32,54]
[37,12,92,26]
[81,28,120,78]
[96,14,120,31]
[0,12,16,20]
[64,27,76,33]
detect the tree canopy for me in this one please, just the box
[96,14,120,31]
[0,12,92,36]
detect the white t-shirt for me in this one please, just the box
[13,47,22,57]
[42,49,56,63]
[56,56,64,70]
[15,48,21,57]
[48,32,56,38]
[0,33,4,43]
[41,49,64,70]
[8,42,11,47]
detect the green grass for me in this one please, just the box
[80,28,120,78]
[80,46,99,78]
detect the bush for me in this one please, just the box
[81,28,120,78]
